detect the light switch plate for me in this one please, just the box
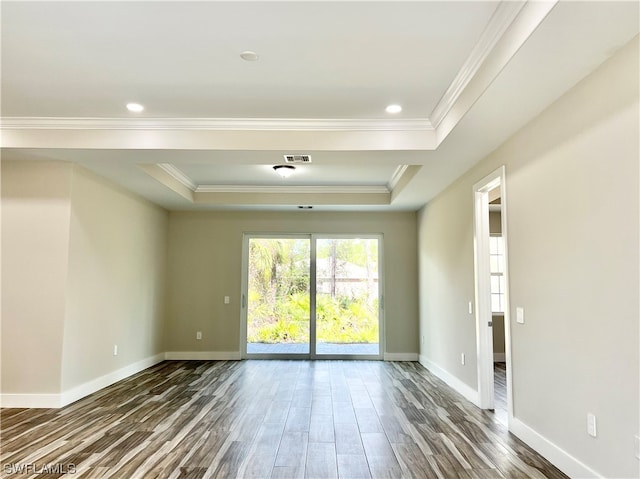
[516,307,525,324]
[635,434,640,460]
[196,331,202,340]
[224,296,230,304]
[468,301,473,315]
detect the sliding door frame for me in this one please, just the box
[312,234,384,360]
[240,233,384,360]
[240,233,312,360]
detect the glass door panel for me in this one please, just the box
[315,238,380,356]
[246,237,310,355]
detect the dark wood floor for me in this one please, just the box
[1,360,568,479]
[493,363,507,426]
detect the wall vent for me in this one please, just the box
[284,154,312,163]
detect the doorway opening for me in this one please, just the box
[473,166,512,425]
[489,188,507,425]
[241,234,383,359]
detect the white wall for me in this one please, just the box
[1,161,168,406]
[61,166,167,392]
[1,161,72,397]
[418,38,639,478]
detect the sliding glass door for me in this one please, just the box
[245,237,311,356]
[242,234,383,359]
[315,238,380,356]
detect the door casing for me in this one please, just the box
[472,166,513,422]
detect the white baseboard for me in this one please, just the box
[1,353,165,409]
[384,353,419,361]
[510,417,603,478]
[164,351,241,360]
[493,353,506,362]
[0,393,62,409]
[60,353,165,407]
[418,354,480,407]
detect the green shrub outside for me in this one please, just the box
[247,292,378,344]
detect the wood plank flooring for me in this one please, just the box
[493,363,507,427]
[1,360,568,479]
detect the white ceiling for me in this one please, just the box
[2,1,638,211]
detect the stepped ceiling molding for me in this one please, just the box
[2,1,638,210]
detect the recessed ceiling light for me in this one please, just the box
[273,164,295,178]
[240,50,259,61]
[385,104,402,114]
[126,103,144,112]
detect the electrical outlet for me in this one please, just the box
[587,413,597,437]
[113,344,118,356]
[468,301,473,315]
[634,434,640,460]
[421,335,424,345]
[461,353,465,365]
[196,331,202,340]
[224,296,230,304]
[516,307,525,324]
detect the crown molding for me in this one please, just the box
[429,1,526,129]
[0,117,432,132]
[195,185,390,195]
[157,163,197,191]
[388,165,409,191]
[141,163,392,204]
[0,0,555,156]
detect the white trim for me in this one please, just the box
[0,2,556,152]
[429,1,525,128]
[499,168,514,423]
[310,236,318,357]
[240,234,251,359]
[164,351,241,360]
[510,417,604,479]
[157,163,197,191]
[387,165,409,191]
[60,353,165,407]
[141,164,392,203]
[432,1,557,145]
[377,236,386,360]
[384,353,418,362]
[418,355,480,407]
[0,393,62,409]
[241,234,385,361]
[0,353,165,409]
[473,169,500,410]
[0,117,432,132]
[195,185,390,195]
[493,353,506,362]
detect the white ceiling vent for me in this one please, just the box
[284,154,312,164]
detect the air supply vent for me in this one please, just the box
[284,154,312,164]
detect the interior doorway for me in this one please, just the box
[241,234,384,359]
[473,166,512,424]
[489,188,508,424]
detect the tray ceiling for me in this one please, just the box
[2,1,638,211]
